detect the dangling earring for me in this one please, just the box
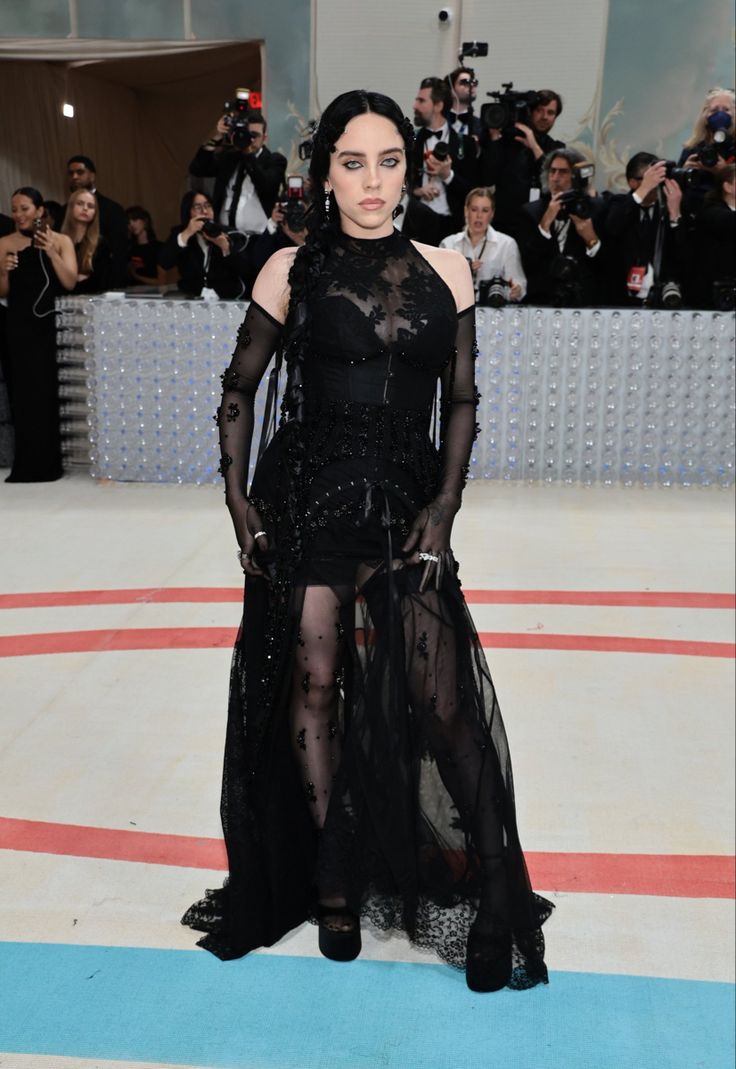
[392,183,407,221]
[324,188,331,217]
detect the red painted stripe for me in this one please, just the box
[0,588,733,610]
[0,817,732,899]
[0,627,733,659]
[0,588,242,609]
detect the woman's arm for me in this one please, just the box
[218,246,295,571]
[0,237,14,298]
[36,231,78,291]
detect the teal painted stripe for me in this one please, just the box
[0,942,733,1069]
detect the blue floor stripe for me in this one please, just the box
[0,942,733,1069]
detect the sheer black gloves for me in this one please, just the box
[402,492,460,592]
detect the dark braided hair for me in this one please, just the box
[281,90,414,422]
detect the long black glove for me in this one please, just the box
[218,300,283,576]
[402,306,479,591]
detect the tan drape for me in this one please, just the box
[0,42,261,237]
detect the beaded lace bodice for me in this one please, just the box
[217,228,478,510]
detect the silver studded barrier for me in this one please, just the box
[54,297,736,488]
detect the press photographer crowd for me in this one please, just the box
[1,77,734,316]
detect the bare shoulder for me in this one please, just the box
[251,245,297,324]
[410,240,474,312]
[55,232,75,253]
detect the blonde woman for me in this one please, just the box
[440,187,526,302]
[678,88,735,211]
[61,189,113,294]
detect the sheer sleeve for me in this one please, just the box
[437,304,480,503]
[218,300,284,537]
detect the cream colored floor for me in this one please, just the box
[0,474,734,1007]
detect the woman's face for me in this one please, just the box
[190,196,214,220]
[71,192,96,225]
[465,196,493,236]
[706,94,735,120]
[326,112,406,236]
[127,217,145,238]
[11,195,43,232]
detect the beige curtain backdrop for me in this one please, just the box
[0,42,261,237]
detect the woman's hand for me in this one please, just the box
[236,500,270,579]
[182,218,206,242]
[1,249,19,274]
[402,493,460,592]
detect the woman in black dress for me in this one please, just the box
[183,91,552,992]
[61,189,113,295]
[0,188,77,482]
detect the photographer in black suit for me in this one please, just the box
[189,110,287,239]
[158,191,250,300]
[517,148,606,307]
[63,156,129,287]
[403,77,478,246]
[602,152,685,306]
[480,90,565,237]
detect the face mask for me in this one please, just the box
[706,109,733,141]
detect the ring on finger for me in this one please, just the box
[252,530,267,540]
[418,551,440,563]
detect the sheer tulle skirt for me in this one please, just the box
[182,439,553,988]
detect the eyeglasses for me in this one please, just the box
[457,79,478,88]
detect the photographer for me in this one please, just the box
[403,77,478,246]
[447,67,482,140]
[63,156,128,288]
[189,108,287,239]
[517,148,606,307]
[246,178,311,279]
[480,89,565,237]
[602,152,685,306]
[678,88,735,215]
[440,187,526,303]
[158,191,250,300]
[692,163,735,310]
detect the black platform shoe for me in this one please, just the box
[465,915,513,992]
[316,903,362,962]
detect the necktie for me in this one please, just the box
[228,158,248,229]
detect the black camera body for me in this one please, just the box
[201,220,224,239]
[478,276,511,307]
[697,140,735,168]
[663,161,696,185]
[431,141,451,163]
[480,82,537,137]
[557,162,596,219]
[280,175,308,232]
[223,88,261,150]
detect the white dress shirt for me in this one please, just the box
[219,149,269,234]
[440,226,527,301]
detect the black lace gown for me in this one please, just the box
[182,229,553,987]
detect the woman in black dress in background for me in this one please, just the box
[183,91,553,992]
[0,188,77,482]
[61,189,113,295]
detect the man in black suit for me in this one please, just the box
[403,77,478,246]
[480,89,565,238]
[189,110,287,240]
[517,148,606,307]
[602,152,685,306]
[64,156,129,287]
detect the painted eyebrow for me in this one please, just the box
[335,147,405,159]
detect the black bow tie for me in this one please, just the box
[419,127,445,141]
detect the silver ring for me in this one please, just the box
[252,530,267,540]
[237,549,250,561]
[418,551,440,563]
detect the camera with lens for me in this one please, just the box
[646,279,683,309]
[222,87,262,150]
[696,141,735,168]
[478,276,511,307]
[557,162,595,219]
[201,220,224,239]
[279,175,308,232]
[663,161,696,185]
[480,82,537,137]
[430,141,451,163]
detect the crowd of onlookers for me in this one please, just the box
[0,80,733,482]
[1,81,733,314]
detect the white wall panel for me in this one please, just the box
[314,0,609,148]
